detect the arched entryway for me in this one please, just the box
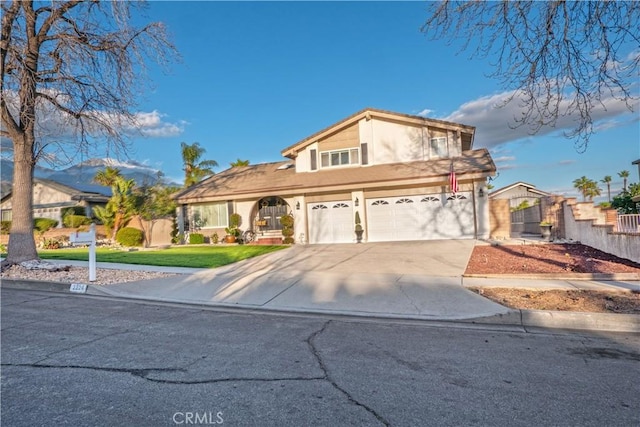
[255,196,289,231]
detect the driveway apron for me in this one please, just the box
[96,240,513,320]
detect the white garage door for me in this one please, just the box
[366,193,474,242]
[307,201,354,244]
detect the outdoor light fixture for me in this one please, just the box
[355,198,359,207]
[478,188,485,198]
[296,201,300,210]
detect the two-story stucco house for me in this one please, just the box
[173,108,496,244]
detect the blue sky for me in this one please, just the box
[113,2,639,199]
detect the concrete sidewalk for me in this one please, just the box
[4,241,639,332]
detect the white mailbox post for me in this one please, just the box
[69,223,97,282]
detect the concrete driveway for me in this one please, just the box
[96,240,512,320]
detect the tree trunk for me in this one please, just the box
[6,133,38,263]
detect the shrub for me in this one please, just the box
[1,220,11,234]
[280,214,294,228]
[280,214,294,243]
[211,232,219,244]
[189,233,205,244]
[63,214,92,228]
[34,217,59,232]
[41,238,62,249]
[229,213,242,228]
[115,227,144,247]
[62,206,86,217]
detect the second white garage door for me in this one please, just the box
[307,201,354,244]
[366,193,474,242]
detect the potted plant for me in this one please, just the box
[225,213,242,243]
[540,221,553,241]
[354,211,364,243]
[280,214,294,244]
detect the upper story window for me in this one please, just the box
[320,148,359,168]
[430,137,448,158]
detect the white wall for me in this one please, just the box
[563,201,640,263]
[296,142,319,173]
[475,184,490,239]
[368,118,426,164]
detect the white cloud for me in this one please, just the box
[132,111,185,137]
[0,90,185,143]
[417,108,434,117]
[492,156,516,163]
[435,89,639,148]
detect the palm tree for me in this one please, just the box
[600,175,612,202]
[573,176,593,201]
[93,166,122,188]
[108,177,137,240]
[584,181,601,201]
[618,170,630,192]
[230,159,250,167]
[181,142,218,187]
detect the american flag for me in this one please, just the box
[449,162,458,194]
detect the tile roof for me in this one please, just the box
[174,148,495,203]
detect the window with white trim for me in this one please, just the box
[191,202,228,228]
[430,137,448,158]
[320,148,359,168]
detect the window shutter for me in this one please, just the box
[310,149,317,170]
[361,143,368,165]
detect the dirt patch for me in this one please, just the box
[470,288,640,314]
[465,243,640,313]
[465,243,640,275]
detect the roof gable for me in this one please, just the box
[281,108,476,159]
[489,181,551,198]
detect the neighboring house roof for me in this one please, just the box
[173,148,495,204]
[488,181,551,199]
[280,107,476,159]
[1,178,111,204]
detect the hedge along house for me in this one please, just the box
[172,108,496,244]
[0,178,110,227]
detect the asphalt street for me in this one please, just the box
[2,288,639,427]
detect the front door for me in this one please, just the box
[258,197,289,231]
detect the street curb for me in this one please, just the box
[465,310,640,333]
[1,278,76,293]
[3,278,639,333]
[463,273,640,281]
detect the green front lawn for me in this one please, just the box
[36,245,288,269]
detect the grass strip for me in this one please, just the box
[36,245,288,269]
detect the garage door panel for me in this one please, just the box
[308,201,353,244]
[367,193,474,242]
[436,193,474,238]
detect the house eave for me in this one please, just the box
[176,170,495,204]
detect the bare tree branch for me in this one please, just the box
[422,1,640,151]
[1,0,178,263]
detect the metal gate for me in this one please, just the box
[510,197,541,236]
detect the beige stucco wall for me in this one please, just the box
[489,198,511,239]
[129,215,174,247]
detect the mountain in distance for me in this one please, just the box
[1,157,180,197]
